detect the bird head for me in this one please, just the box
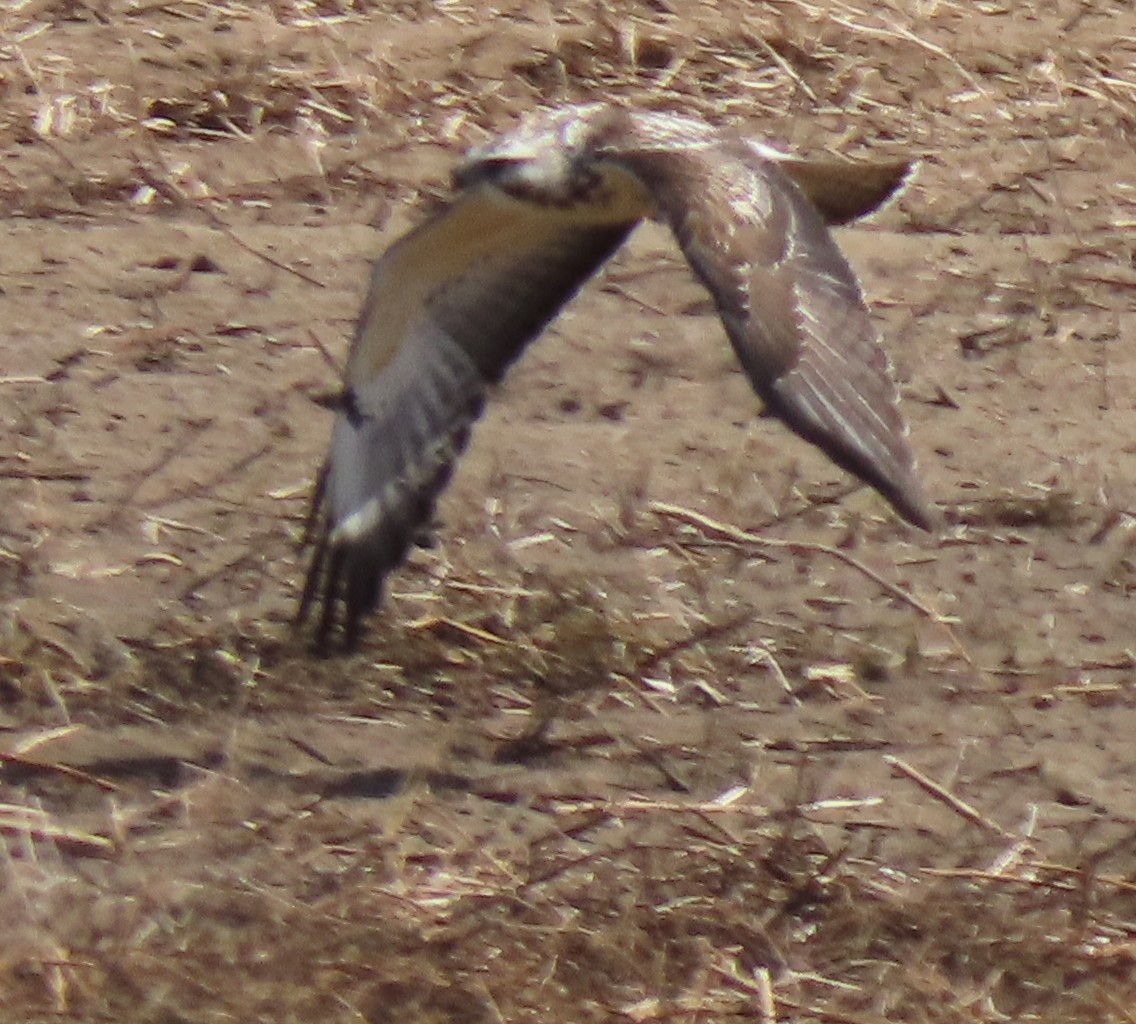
[453,104,628,206]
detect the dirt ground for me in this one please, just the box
[3,0,1136,1020]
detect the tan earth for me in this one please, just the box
[3,1,1136,1021]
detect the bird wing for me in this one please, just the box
[604,135,933,530]
[737,141,914,226]
[299,185,636,646]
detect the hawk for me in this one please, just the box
[298,103,933,648]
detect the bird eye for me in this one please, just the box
[454,157,522,190]
[483,157,525,174]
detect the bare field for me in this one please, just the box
[3,1,1136,1020]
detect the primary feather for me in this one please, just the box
[298,103,932,648]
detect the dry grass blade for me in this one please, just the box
[0,803,114,854]
[0,752,121,794]
[883,754,1008,837]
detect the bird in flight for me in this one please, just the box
[298,103,933,648]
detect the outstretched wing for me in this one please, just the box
[739,142,914,227]
[300,188,635,647]
[606,136,933,530]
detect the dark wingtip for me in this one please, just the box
[295,478,451,653]
[888,483,939,533]
[758,384,936,536]
[296,539,381,656]
[294,463,380,655]
[842,448,937,534]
